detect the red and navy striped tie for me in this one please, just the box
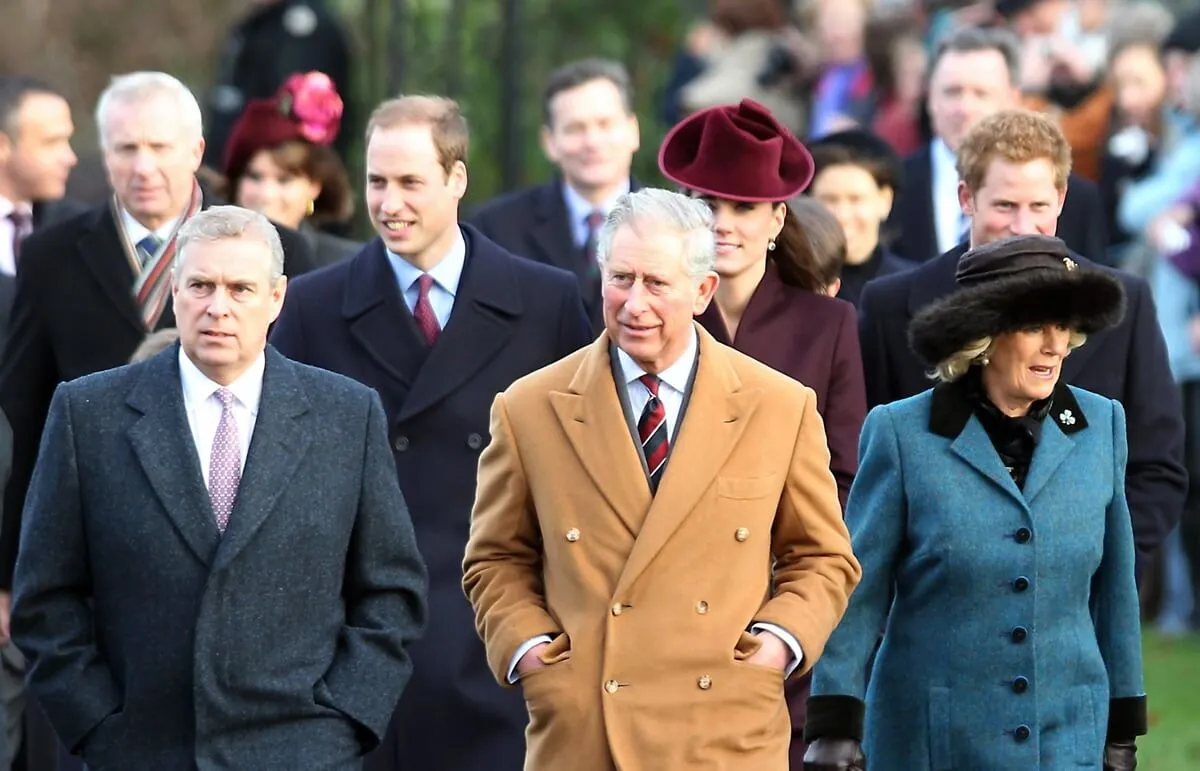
[638,375,669,492]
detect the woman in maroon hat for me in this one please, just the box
[658,97,867,770]
[221,71,359,267]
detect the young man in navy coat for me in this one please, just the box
[270,95,592,771]
[858,109,1185,582]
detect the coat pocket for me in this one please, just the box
[716,475,777,500]
[928,687,952,771]
[1073,686,1100,767]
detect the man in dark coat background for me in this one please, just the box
[11,205,427,770]
[470,58,642,333]
[859,108,1185,582]
[270,95,591,771]
[887,26,1107,264]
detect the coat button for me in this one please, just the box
[1013,576,1030,592]
[1012,676,1029,693]
[1011,626,1028,643]
[393,435,409,452]
[604,679,619,694]
[1014,725,1031,742]
[467,432,484,450]
[696,600,709,614]
[1014,527,1032,544]
[566,528,580,542]
[611,603,623,616]
[734,527,750,542]
[697,675,712,690]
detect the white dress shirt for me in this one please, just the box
[508,330,803,681]
[385,227,467,330]
[121,207,184,257]
[931,138,970,255]
[0,195,32,277]
[179,348,264,485]
[562,179,631,249]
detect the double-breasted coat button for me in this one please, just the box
[467,432,484,450]
[697,675,712,690]
[696,600,709,614]
[1014,527,1032,544]
[1014,725,1031,741]
[734,527,750,542]
[611,603,623,616]
[604,680,619,694]
[1013,576,1030,592]
[566,528,580,542]
[393,435,410,452]
[1012,676,1029,693]
[1011,627,1028,643]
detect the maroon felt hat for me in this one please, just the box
[657,98,815,202]
[222,71,343,183]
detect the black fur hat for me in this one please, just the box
[908,235,1126,367]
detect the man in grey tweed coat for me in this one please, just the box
[9,206,428,771]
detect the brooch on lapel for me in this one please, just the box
[1058,409,1076,426]
[1063,257,1077,271]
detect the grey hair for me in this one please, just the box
[929,26,1022,88]
[1106,1,1175,65]
[595,188,716,283]
[174,206,285,284]
[95,72,203,148]
[931,330,1088,383]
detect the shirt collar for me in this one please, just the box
[178,345,266,417]
[0,196,30,220]
[931,137,957,177]
[562,178,632,225]
[616,325,698,395]
[386,226,467,296]
[121,207,183,246]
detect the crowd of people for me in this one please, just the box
[0,0,1195,769]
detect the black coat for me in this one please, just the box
[268,225,592,771]
[11,346,427,770]
[469,179,641,334]
[857,243,1186,577]
[888,144,1108,264]
[0,201,318,589]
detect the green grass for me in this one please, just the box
[1140,630,1200,770]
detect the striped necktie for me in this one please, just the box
[137,235,162,269]
[637,375,669,493]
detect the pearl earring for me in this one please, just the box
[767,239,776,251]
[979,355,990,367]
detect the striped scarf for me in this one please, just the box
[113,180,203,330]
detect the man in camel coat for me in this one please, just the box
[463,188,861,770]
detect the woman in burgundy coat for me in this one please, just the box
[658,98,868,769]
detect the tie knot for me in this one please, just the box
[416,274,435,296]
[639,374,660,397]
[586,210,605,230]
[138,235,161,255]
[215,387,236,408]
[7,209,31,229]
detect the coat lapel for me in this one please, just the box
[614,328,758,597]
[550,336,652,534]
[212,347,311,570]
[126,347,221,566]
[342,239,429,389]
[529,182,582,276]
[949,418,1026,506]
[75,208,144,335]
[397,228,522,422]
[1021,386,1087,504]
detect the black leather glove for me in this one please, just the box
[1103,740,1137,771]
[803,737,866,771]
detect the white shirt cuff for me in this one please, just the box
[751,622,804,677]
[507,635,554,683]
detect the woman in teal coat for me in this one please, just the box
[804,234,1147,771]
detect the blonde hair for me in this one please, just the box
[932,330,1087,383]
[956,109,1072,194]
[365,95,469,175]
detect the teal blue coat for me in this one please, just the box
[809,380,1146,769]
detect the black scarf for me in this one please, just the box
[966,369,1054,490]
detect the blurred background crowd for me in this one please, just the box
[2,0,1200,767]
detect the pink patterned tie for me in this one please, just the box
[413,274,441,346]
[209,388,241,533]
